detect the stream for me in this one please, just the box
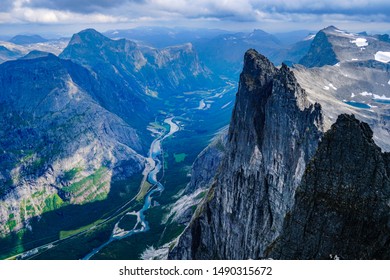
[82,117,179,260]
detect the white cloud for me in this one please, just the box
[2,0,390,34]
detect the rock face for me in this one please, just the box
[169,49,324,259]
[267,114,390,259]
[184,132,227,195]
[299,27,338,67]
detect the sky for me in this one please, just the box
[1,0,390,37]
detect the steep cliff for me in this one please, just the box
[169,49,324,259]
[268,114,390,259]
[299,27,338,67]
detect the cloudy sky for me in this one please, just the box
[1,0,390,36]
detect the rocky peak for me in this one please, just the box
[299,29,338,67]
[268,114,390,259]
[169,49,323,259]
[322,25,340,33]
[68,28,109,47]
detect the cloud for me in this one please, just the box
[26,0,145,14]
[254,0,390,15]
[2,0,390,32]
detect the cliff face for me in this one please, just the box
[268,114,390,259]
[299,28,338,67]
[169,49,324,259]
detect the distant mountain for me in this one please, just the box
[194,29,285,78]
[9,35,48,45]
[300,26,390,67]
[273,35,314,66]
[0,45,22,64]
[104,27,232,48]
[294,25,390,150]
[273,30,315,45]
[20,50,52,60]
[0,38,70,63]
[60,29,218,107]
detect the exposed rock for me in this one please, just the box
[268,114,390,259]
[169,49,323,259]
[299,28,338,67]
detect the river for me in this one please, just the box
[82,117,179,260]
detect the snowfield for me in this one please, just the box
[375,51,390,63]
[351,38,368,47]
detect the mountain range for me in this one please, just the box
[1,26,390,260]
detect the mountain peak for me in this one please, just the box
[322,25,340,32]
[242,49,276,78]
[299,28,339,67]
[68,28,109,46]
[169,50,323,260]
[9,34,48,45]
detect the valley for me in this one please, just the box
[1,24,390,260]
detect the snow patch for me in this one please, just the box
[351,93,355,98]
[375,51,390,63]
[358,91,390,100]
[329,83,337,90]
[373,94,390,100]
[388,80,390,85]
[334,29,355,37]
[350,38,368,47]
[323,86,330,91]
[304,34,315,41]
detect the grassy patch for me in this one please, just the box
[59,219,104,240]
[43,194,65,213]
[163,152,169,170]
[62,167,83,182]
[7,220,17,231]
[173,153,187,163]
[62,167,109,203]
[195,190,207,200]
[136,180,152,202]
[159,222,186,246]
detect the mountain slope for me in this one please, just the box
[300,26,390,67]
[169,49,324,259]
[294,26,390,151]
[268,114,390,259]
[0,54,145,241]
